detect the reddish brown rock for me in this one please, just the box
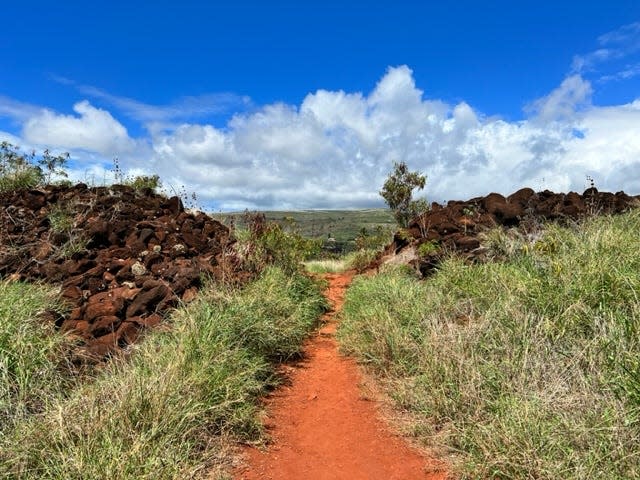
[507,187,535,207]
[482,193,522,224]
[68,307,83,321]
[129,313,162,328]
[69,320,90,336]
[84,291,125,321]
[116,321,140,344]
[126,284,169,317]
[454,235,481,251]
[61,285,83,303]
[89,315,122,336]
[182,287,198,303]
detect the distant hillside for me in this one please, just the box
[218,209,396,252]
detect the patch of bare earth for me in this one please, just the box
[234,271,447,480]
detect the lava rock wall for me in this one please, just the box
[0,184,241,358]
[381,187,639,275]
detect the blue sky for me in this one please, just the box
[1,1,640,210]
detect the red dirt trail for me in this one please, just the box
[235,271,447,480]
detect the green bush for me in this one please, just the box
[354,225,393,251]
[0,144,42,193]
[46,205,89,259]
[47,205,75,234]
[339,211,640,479]
[417,240,439,258]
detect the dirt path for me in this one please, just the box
[234,271,447,480]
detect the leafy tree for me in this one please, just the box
[379,161,427,227]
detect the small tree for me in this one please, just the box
[379,161,427,227]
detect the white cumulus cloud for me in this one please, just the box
[141,66,640,209]
[22,100,136,155]
[526,75,593,121]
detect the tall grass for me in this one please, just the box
[1,267,326,479]
[303,248,381,274]
[339,211,640,479]
[0,281,72,430]
[304,258,350,274]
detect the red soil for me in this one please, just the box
[235,271,447,480]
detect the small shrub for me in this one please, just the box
[346,249,379,272]
[53,179,74,188]
[57,236,89,259]
[355,225,393,251]
[37,149,69,184]
[47,205,88,259]
[126,174,161,192]
[0,143,42,193]
[47,205,74,234]
[479,227,529,259]
[395,228,414,242]
[111,157,162,193]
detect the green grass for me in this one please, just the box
[0,281,73,431]
[338,211,640,479]
[0,267,327,479]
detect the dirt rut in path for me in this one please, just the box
[235,272,446,480]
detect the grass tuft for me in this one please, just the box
[304,258,350,274]
[0,281,73,430]
[304,248,382,274]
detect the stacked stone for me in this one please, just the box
[0,184,240,358]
